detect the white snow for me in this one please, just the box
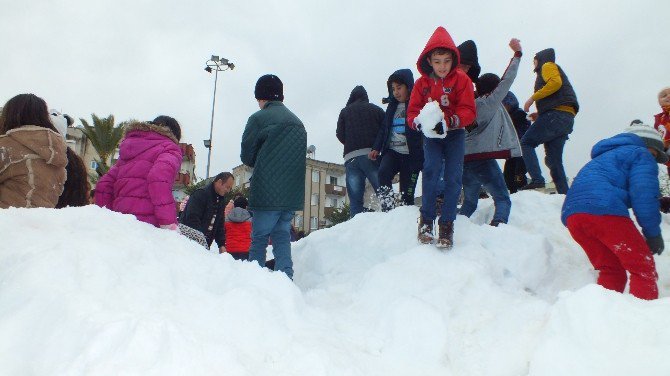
[415,100,447,139]
[2,192,670,375]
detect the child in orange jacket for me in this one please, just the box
[224,196,252,260]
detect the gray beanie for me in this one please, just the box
[625,124,669,164]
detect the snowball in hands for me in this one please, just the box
[415,101,447,139]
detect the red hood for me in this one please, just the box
[417,27,461,77]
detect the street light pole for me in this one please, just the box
[204,55,234,179]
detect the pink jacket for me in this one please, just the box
[96,122,182,227]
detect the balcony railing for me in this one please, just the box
[325,184,346,196]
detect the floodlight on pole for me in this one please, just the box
[203,54,235,179]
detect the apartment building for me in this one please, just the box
[232,158,349,234]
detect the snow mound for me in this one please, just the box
[2,192,670,375]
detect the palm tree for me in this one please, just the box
[79,114,125,176]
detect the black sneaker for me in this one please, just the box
[519,181,545,190]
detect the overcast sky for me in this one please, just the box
[2,0,669,181]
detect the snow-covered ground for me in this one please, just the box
[2,191,670,375]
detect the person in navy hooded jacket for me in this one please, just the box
[562,124,667,300]
[370,69,424,211]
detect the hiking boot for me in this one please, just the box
[519,181,545,191]
[418,217,434,244]
[489,219,506,227]
[436,221,454,250]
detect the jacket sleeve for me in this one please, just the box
[453,76,477,128]
[483,55,521,105]
[179,188,207,230]
[147,145,182,226]
[628,152,662,238]
[407,79,425,130]
[373,112,389,152]
[241,116,260,167]
[336,110,346,144]
[214,206,226,248]
[532,62,562,101]
[95,164,120,208]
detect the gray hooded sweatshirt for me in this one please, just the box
[464,56,522,161]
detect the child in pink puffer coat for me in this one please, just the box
[96,116,183,229]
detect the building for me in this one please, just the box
[232,158,349,234]
[65,125,197,207]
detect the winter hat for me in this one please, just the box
[254,74,284,101]
[502,91,519,109]
[625,124,669,163]
[233,195,248,209]
[457,40,480,82]
[475,73,500,97]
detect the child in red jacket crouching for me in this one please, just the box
[224,196,252,260]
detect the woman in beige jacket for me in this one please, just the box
[0,94,67,208]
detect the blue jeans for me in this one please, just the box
[459,160,511,223]
[420,129,465,223]
[520,110,574,194]
[345,155,380,218]
[249,210,294,279]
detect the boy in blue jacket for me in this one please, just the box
[370,69,423,211]
[561,124,667,300]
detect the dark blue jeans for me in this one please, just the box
[520,110,574,194]
[378,149,420,210]
[459,160,511,223]
[420,129,465,223]
[248,210,294,279]
[345,155,380,218]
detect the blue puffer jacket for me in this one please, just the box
[561,133,661,238]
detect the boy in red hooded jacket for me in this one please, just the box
[407,26,476,249]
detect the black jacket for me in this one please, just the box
[373,69,424,170]
[179,182,225,248]
[336,86,385,157]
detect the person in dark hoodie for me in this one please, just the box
[457,40,481,84]
[370,69,423,211]
[520,48,579,194]
[502,91,530,193]
[336,85,385,218]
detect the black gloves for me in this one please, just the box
[646,235,665,255]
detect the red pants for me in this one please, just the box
[566,213,658,300]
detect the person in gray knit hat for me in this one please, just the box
[560,123,666,300]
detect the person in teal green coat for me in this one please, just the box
[241,74,307,279]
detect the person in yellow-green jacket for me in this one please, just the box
[519,48,579,194]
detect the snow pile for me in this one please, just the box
[415,100,447,139]
[2,192,670,375]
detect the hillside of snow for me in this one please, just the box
[2,191,670,375]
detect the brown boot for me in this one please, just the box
[418,217,434,244]
[436,222,454,250]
